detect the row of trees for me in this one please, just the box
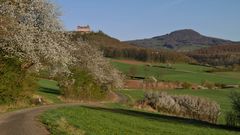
[102,47,191,63]
[188,45,240,66]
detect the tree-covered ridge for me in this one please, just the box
[70,31,192,63]
[188,45,240,66]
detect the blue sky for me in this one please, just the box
[54,0,240,41]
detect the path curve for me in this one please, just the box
[0,103,83,135]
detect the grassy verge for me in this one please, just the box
[41,106,240,135]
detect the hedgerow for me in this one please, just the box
[138,92,221,123]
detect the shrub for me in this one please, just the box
[139,92,221,123]
[215,83,226,89]
[59,68,107,101]
[226,111,238,127]
[0,54,36,104]
[202,80,216,89]
[182,82,192,89]
[230,92,240,114]
[225,92,240,127]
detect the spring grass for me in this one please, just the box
[111,61,240,84]
[40,60,240,134]
[41,106,240,135]
[37,79,62,103]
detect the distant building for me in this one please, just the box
[77,25,91,33]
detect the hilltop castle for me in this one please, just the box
[77,25,91,33]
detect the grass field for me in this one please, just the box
[214,72,240,80]
[37,79,62,103]
[40,60,240,134]
[41,106,240,135]
[111,61,240,84]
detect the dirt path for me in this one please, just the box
[0,103,84,135]
[0,91,126,135]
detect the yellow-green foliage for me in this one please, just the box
[182,82,192,89]
[60,68,107,101]
[0,54,36,104]
[226,92,240,127]
[202,80,216,89]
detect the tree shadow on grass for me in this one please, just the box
[38,87,60,95]
[82,106,240,132]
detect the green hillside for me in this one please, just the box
[111,60,240,84]
[41,106,240,135]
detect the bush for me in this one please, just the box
[0,55,36,104]
[230,92,240,114]
[215,83,226,89]
[59,68,107,101]
[225,92,240,127]
[202,80,216,89]
[139,92,221,123]
[182,82,192,89]
[226,111,238,127]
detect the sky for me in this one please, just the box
[54,0,240,41]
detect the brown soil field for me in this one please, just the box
[111,59,149,65]
[124,79,182,90]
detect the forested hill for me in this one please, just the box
[69,31,192,63]
[69,31,240,66]
[126,29,239,51]
[70,31,138,49]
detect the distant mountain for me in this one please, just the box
[126,29,239,51]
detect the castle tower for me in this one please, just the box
[77,25,91,33]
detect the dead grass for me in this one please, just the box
[0,101,33,113]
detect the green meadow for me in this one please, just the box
[111,61,240,84]
[37,79,62,103]
[41,105,240,135]
[40,60,240,134]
